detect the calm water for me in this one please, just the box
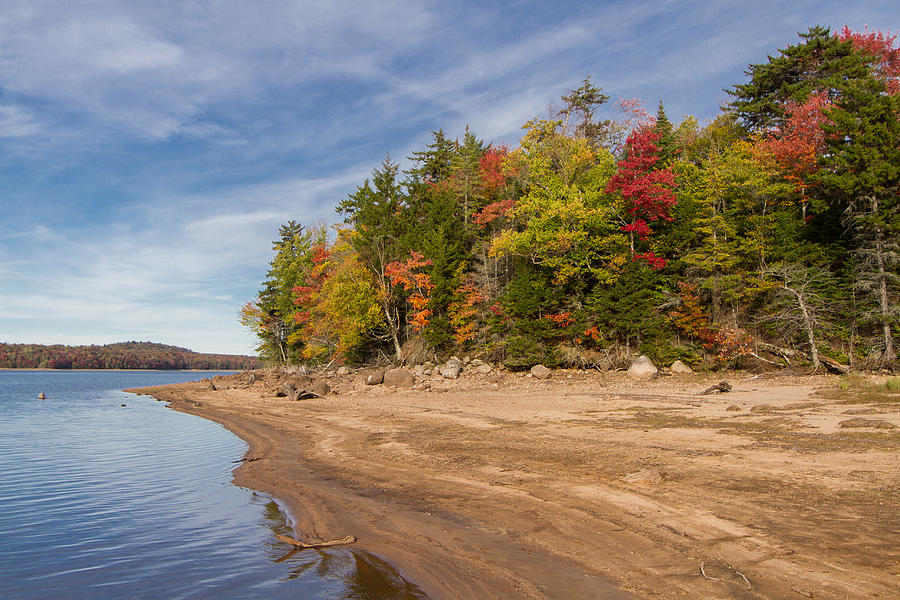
[0,370,427,599]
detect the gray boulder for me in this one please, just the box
[670,360,694,374]
[439,357,462,379]
[364,370,384,385]
[475,363,493,374]
[383,368,415,388]
[530,364,551,379]
[627,355,658,379]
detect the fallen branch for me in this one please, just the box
[276,534,356,549]
[791,587,812,598]
[735,570,751,591]
[699,381,732,396]
[699,561,720,581]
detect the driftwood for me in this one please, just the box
[275,534,356,549]
[819,355,850,375]
[699,380,732,395]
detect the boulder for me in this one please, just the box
[383,368,415,388]
[336,366,350,376]
[439,358,462,379]
[627,355,658,379]
[309,381,330,397]
[670,360,693,374]
[530,364,552,380]
[475,363,493,374]
[364,370,384,385]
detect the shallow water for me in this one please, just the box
[0,370,426,599]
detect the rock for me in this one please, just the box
[627,355,657,379]
[309,381,330,397]
[470,358,484,367]
[839,418,896,429]
[335,383,356,395]
[336,366,350,376]
[726,404,742,411]
[439,358,462,379]
[383,368,415,388]
[622,469,668,484]
[670,360,693,374]
[276,382,294,397]
[364,370,384,385]
[475,363,493,374]
[462,356,471,364]
[530,364,551,380]
[411,365,426,377]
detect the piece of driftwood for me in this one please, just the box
[275,534,356,549]
[699,561,719,581]
[819,355,850,375]
[699,380,732,395]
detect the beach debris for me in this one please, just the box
[839,418,896,429]
[698,561,751,591]
[622,469,668,484]
[383,368,415,388]
[699,380,732,395]
[699,561,719,581]
[530,364,552,379]
[276,533,357,549]
[364,370,384,385]
[627,355,657,379]
[439,357,461,379]
[670,360,694,374]
[38,393,46,400]
[819,355,850,375]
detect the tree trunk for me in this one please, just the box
[874,224,896,363]
[871,195,896,364]
[785,283,819,369]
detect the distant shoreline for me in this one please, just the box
[0,368,237,373]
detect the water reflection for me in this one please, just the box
[255,495,429,599]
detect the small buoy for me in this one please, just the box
[120,403,127,407]
[38,393,46,400]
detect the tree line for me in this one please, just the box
[242,26,899,372]
[0,342,261,370]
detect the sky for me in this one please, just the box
[0,1,897,355]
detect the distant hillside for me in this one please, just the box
[0,341,261,370]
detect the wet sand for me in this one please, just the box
[130,369,899,599]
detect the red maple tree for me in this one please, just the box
[605,128,676,269]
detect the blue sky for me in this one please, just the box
[1,1,896,355]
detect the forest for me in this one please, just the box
[241,26,899,372]
[0,342,261,370]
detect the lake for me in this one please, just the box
[0,370,426,599]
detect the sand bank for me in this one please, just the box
[130,369,899,599]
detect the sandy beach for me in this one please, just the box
[130,369,899,599]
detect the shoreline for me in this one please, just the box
[129,370,899,599]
